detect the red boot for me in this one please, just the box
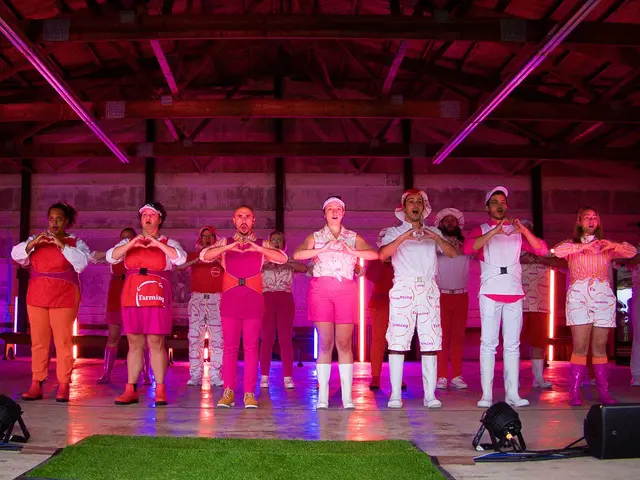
[115,384,139,405]
[56,383,70,403]
[155,384,167,406]
[22,380,43,401]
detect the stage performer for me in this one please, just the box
[259,231,307,389]
[553,207,636,405]
[201,206,287,409]
[94,228,152,386]
[107,202,186,406]
[293,196,378,409]
[12,202,91,402]
[434,208,470,390]
[621,252,640,386]
[178,226,225,387]
[463,186,548,408]
[379,190,457,409]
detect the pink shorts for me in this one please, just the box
[122,306,172,335]
[308,276,357,324]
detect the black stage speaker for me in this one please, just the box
[0,395,30,443]
[584,403,640,459]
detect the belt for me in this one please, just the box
[30,268,80,288]
[440,288,467,295]
[193,293,220,299]
[126,268,171,281]
[397,276,426,283]
[222,272,262,294]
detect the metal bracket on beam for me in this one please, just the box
[42,19,70,42]
[439,101,461,119]
[500,19,528,42]
[105,101,126,119]
[119,10,137,24]
[409,143,426,158]
[390,95,403,106]
[160,96,173,106]
[137,143,153,157]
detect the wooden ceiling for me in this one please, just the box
[0,0,638,176]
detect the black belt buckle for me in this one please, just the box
[238,278,246,286]
[120,274,126,281]
[499,267,508,275]
[139,268,148,275]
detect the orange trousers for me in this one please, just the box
[369,299,390,378]
[437,293,468,379]
[27,292,79,383]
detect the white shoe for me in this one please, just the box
[531,359,552,389]
[209,375,224,388]
[436,377,448,389]
[631,377,640,387]
[339,364,355,409]
[421,355,442,409]
[187,376,202,386]
[450,376,468,389]
[477,354,494,408]
[284,377,295,389]
[387,354,404,408]
[260,375,269,388]
[316,364,331,409]
[504,355,530,407]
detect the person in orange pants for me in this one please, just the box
[433,208,470,390]
[365,254,395,390]
[11,202,91,402]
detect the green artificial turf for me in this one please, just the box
[27,435,446,480]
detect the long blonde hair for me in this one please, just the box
[572,207,603,244]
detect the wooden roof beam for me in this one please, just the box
[2,142,637,162]
[10,14,640,46]
[1,98,638,123]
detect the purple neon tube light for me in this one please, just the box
[0,16,129,163]
[432,0,602,165]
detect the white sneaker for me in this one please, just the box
[187,376,202,386]
[209,375,224,387]
[260,375,269,388]
[631,377,640,387]
[450,376,468,389]
[436,377,448,389]
[284,377,295,389]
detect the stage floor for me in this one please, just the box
[1,358,639,479]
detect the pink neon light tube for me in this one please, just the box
[0,16,129,163]
[432,0,602,165]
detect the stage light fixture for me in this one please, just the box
[472,402,526,452]
[0,395,30,445]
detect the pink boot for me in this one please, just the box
[593,363,616,405]
[97,345,117,384]
[569,363,586,406]
[141,347,153,385]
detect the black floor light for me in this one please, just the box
[0,395,30,445]
[472,401,526,452]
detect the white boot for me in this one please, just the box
[477,354,495,408]
[531,359,552,389]
[316,363,331,409]
[387,354,404,408]
[339,363,355,409]
[421,355,442,409]
[504,355,530,407]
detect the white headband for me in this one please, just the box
[138,204,163,217]
[322,197,345,210]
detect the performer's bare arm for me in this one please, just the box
[378,228,417,261]
[342,235,379,261]
[201,241,238,262]
[470,221,505,252]
[293,234,321,261]
[247,241,288,264]
[110,235,145,260]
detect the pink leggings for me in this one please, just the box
[260,291,295,378]
[222,316,261,393]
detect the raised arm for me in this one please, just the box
[293,234,319,261]
[379,228,415,261]
[344,235,379,261]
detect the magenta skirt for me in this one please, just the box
[122,306,172,335]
